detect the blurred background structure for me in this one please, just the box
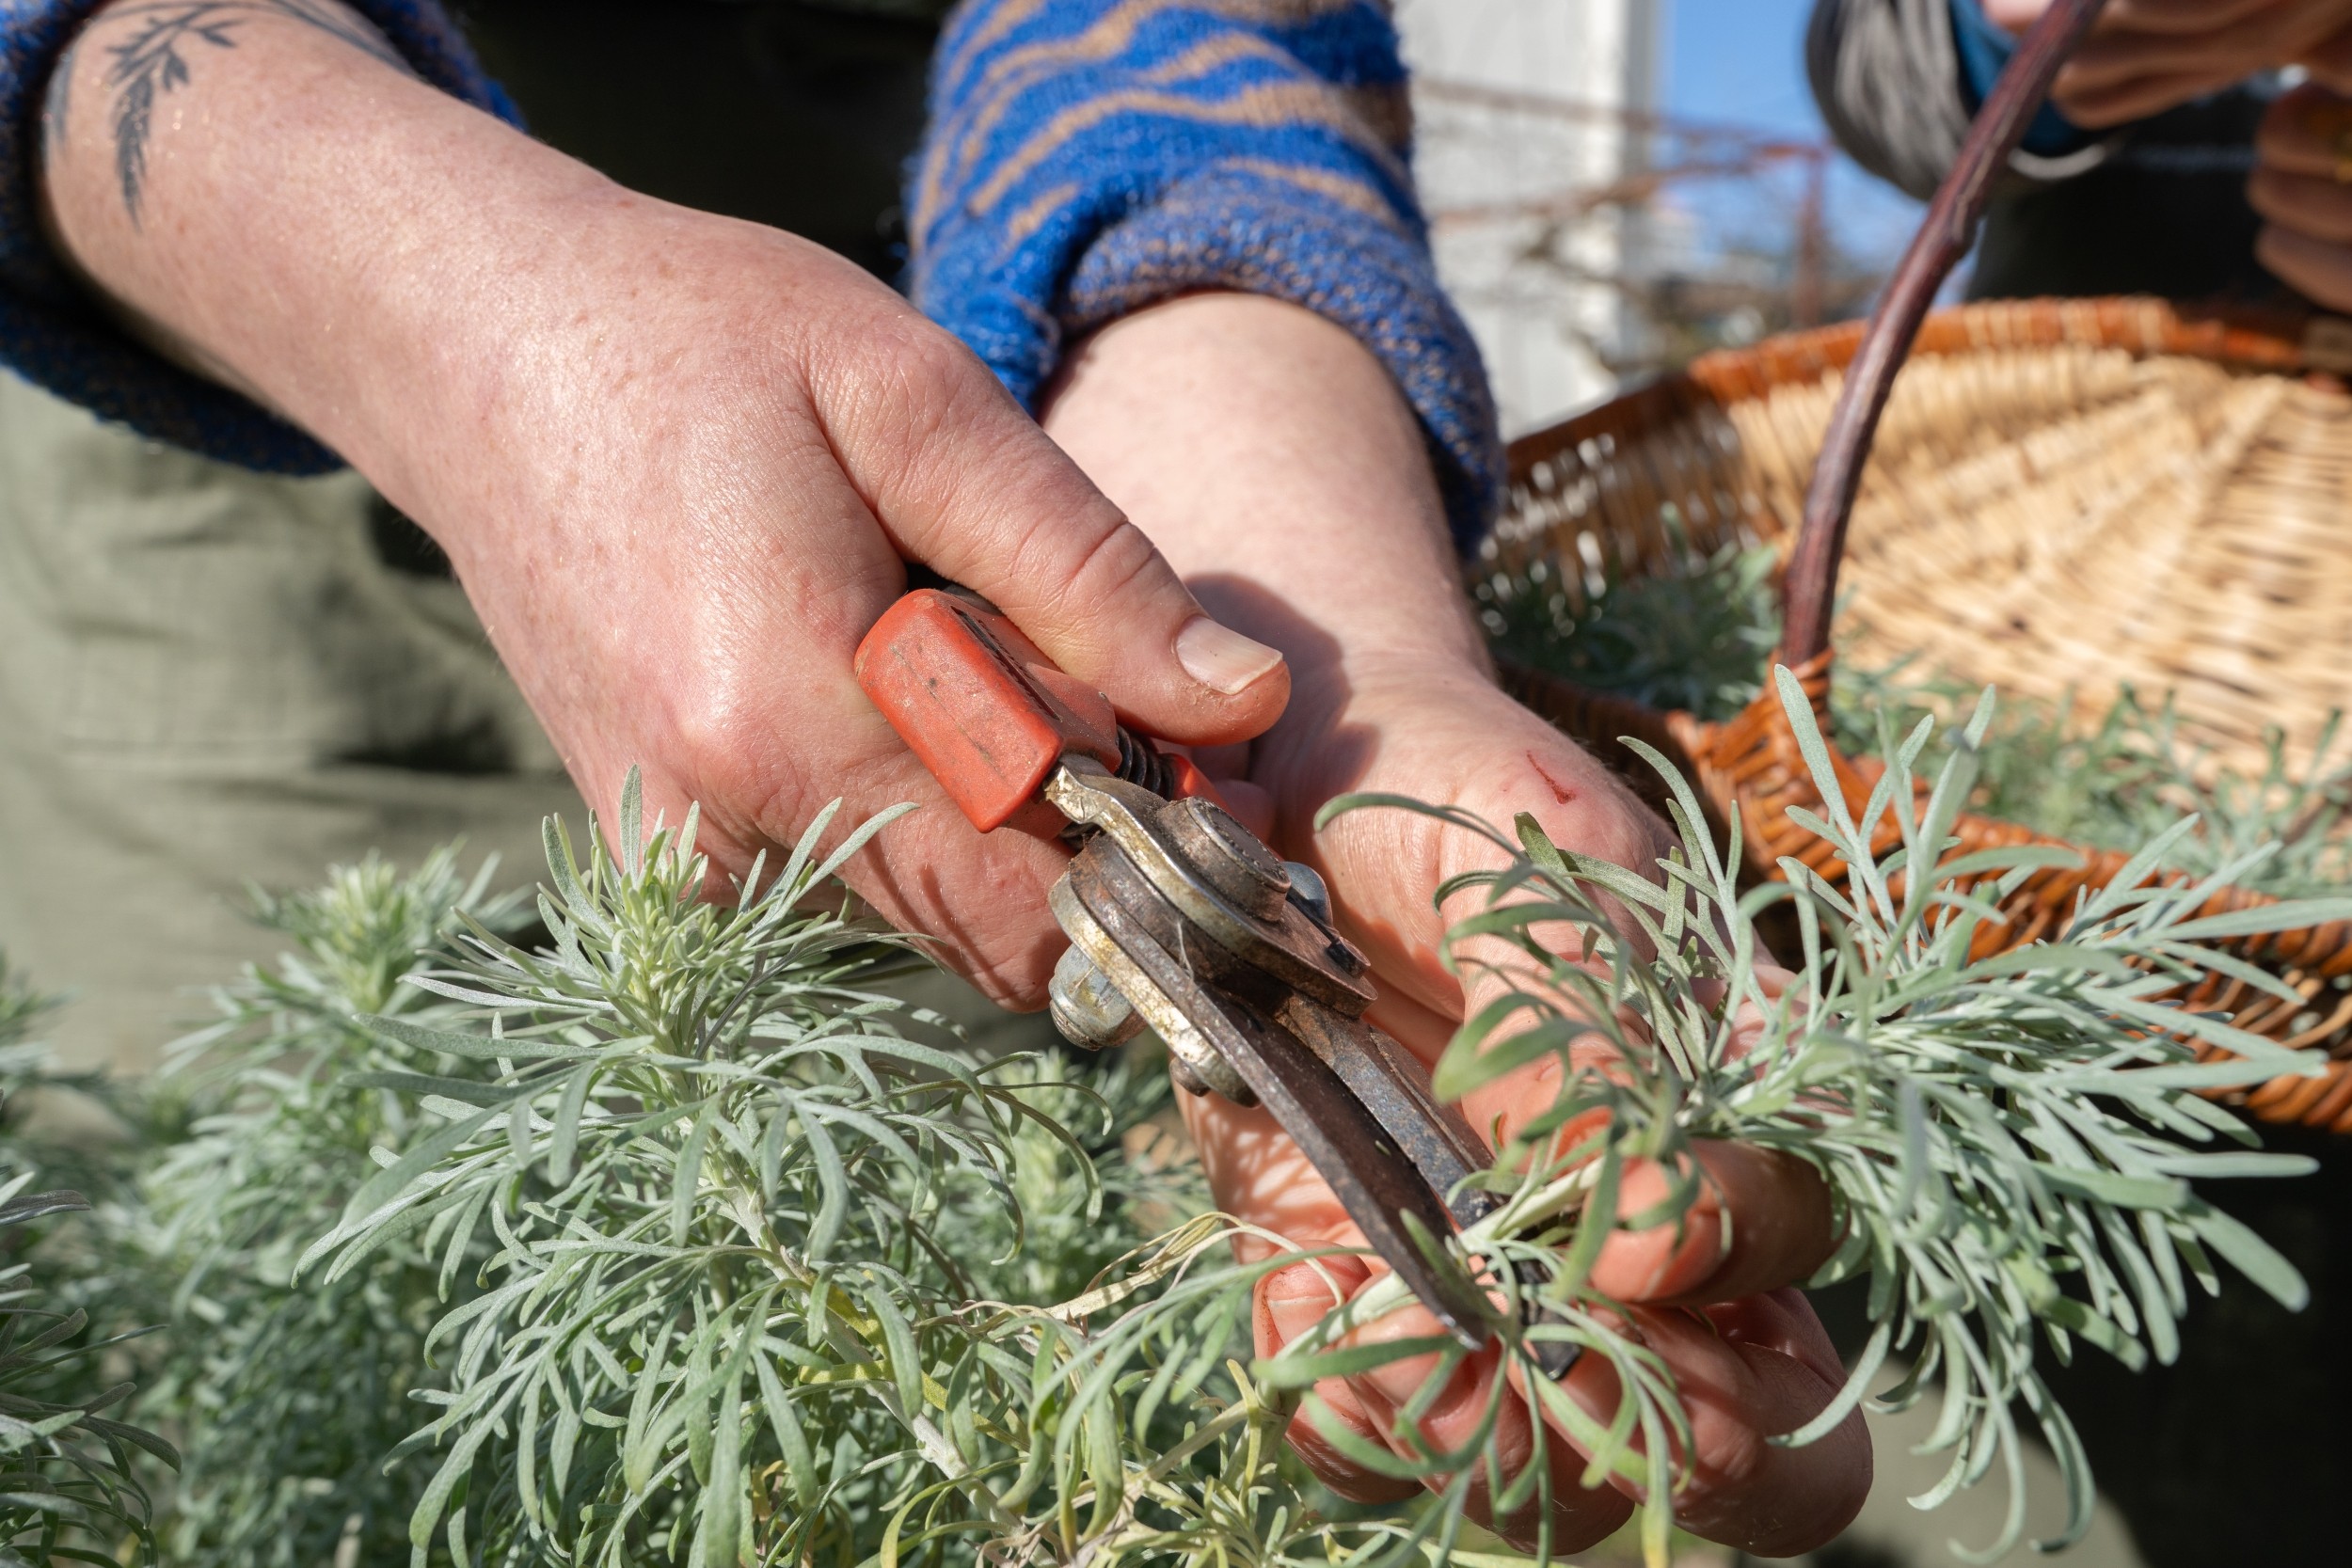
[1397,0,1923,435]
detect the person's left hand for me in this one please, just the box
[1985,0,2352,126]
[1037,292,1870,1555]
[2250,79,2352,309]
[1184,663,1870,1556]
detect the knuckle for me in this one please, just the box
[666,695,774,819]
[1057,514,1168,612]
[817,310,1010,492]
[1012,511,1176,641]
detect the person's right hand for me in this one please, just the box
[401,211,1292,1004]
[1984,0,2352,126]
[35,1,1290,1006]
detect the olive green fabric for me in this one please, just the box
[0,372,580,1071]
[0,0,1050,1075]
[0,370,1056,1074]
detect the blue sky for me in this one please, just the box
[1664,0,1823,135]
[1662,0,1926,269]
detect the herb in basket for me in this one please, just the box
[1483,532,2352,900]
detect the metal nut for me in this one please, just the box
[1047,944,1143,1052]
[1159,797,1290,921]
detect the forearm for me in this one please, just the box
[1041,291,1668,1037]
[1040,293,1486,725]
[914,0,1503,549]
[36,2,623,531]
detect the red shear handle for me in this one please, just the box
[854,588,1224,835]
[855,589,1120,834]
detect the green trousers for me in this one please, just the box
[0,374,1049,1074]
[0,374,579,1071]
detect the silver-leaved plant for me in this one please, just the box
[300,670,2339,1568]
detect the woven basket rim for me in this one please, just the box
[1484,293,2352,1132]
[1504,296,2342,490]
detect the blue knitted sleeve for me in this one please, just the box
[0,1,516,473]
[909,0,1502,549]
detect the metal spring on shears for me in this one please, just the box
[1114,726,1173,798]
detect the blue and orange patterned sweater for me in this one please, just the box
[0,0,1502,544]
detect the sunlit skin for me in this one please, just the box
[1044,295,1872,1544]
[36,1,1292,1008]
[38,5,1871,1553]
[1985,0,2352,309]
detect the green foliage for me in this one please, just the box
[294,786,1269,1567]
[0,960,174,1567]
[1,679,2336,1565]
[278,729,2332,1568]
[1486,538,2352,898]
[131,849,531,1568]
[0,971,140,1219]
[950,1049,1206,1311]
[9,840,1224,1568]
[1475,517,1781,723]
[1836,664,2352,896]
[1306,673,2337,1561]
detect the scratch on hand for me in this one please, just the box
[1528,752,1577,806]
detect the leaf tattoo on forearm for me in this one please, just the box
[87,1,410,224]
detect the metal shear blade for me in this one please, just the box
[1061,837,1497,1345]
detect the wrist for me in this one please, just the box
[1270,639,1494,748]
[1251,650,1499,795]
[1040,289,1492,708]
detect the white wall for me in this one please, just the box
[1394,0,1664,435]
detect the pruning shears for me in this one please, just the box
[854,586,1553,1357]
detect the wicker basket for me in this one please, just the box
[1492,298,2352,782]
[1483,297,2352,1133]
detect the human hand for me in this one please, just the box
[1040,293,1868,1554]
[2250,80,2352,306]
[1984,0,2352,126]
[1193,674,1867,1554]
[35,2,1290,1005]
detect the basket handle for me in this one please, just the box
[1775,0,2111,669]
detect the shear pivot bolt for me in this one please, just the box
[1161,798,1291,920]
[1048,944,1143,1051]
[1283,862,1332,926]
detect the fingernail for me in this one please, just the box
[1358,1338,1479,1412]
[1263,1268,1343,1345]
[1176,616,1284,695]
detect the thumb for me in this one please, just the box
[821,325,1290,746]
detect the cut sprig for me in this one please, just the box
[1300,667,2336,1562]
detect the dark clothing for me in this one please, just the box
[1971,89,2275,303]
[1806,0,2288,305]
[455,0,946,282]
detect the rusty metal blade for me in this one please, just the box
[1279,1000,1582,1378]
[1277,1002,1500,1229]
[1068,847,1495,1348]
